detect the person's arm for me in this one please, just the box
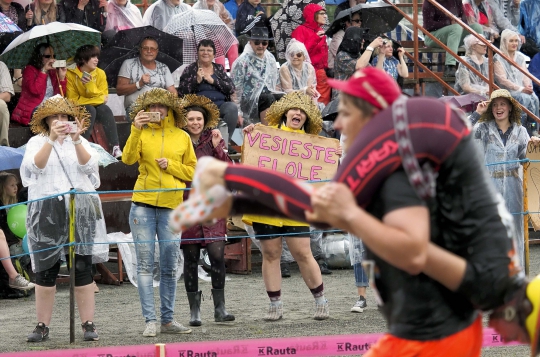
[277,65,294,93]
[357,37,384,69]
[373,52,384,70]
[22,66,48,96]
[0,92,11,102]
[66,71,79,101]
[494,59,522,91]
[488,0,518,32]
[116,76,139,96]
[177,63,197,95]
[456,64,480,94]
[121,124,143,165]
[211,64,235,96]
[396,49,409,78]
[165,133,197,182]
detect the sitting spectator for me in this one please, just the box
[519,0,540,57]
[455,34,489,97]
[372,40,409,81]
[423,0,483,77]
[494,29,539,128]
[0,61,13,146]
[0,0,29,31]
[61,0,107,32]
[530,53,540,100]
[231,27,279,125]
[104,0,143,32]
[276,39,318,102]
[291,4,330,105]
[178,39,240,151]
[235,0,271,39]
[334,27,383,81]
[328,9,362,70]
[224,0,243,21]
[66,45,122,159]
[116,36,177,117]
[488,0,520,27]
[142,0,189,31]
[25,0,65,29]
[193,0,233,29]
[12,43,66,126]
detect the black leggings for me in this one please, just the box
[183,241,226,292]
[82,104,120,147]
[35,254,93,287]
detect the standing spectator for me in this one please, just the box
[104,0,143,32]
[235,0,271,39]
[62,0,108,33]
[22,96,108,342]
[25,0,66,29]
[0,0,29,31]
[423,0,483,77]
[519,0,540,57]
[328,10,362,70]
[12,43,67,126]
[116,36,177,117]
[455,34,489,97]
[178,40,240,152]
[180,94,235,327]
[291,4,330,105]
[276,39,318,100]
[123,88,196,337]
[231,27,279,125]
[66,45,122,159]
[142,0,189,31]
[224,0,243,20]
[193,0,233,29]
[0,61,13,146]
[372,40,409,81]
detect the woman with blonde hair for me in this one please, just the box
[25,0,65,28]
[105,0,143,32]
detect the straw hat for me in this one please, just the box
[265,91,323,135]
[181,94,220,130]
[129,88,186,128]
[479,89,522,125]
[30,95,90,135]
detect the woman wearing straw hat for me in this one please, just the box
[179,94,234,327]
[21,95,109,342]
[474,89,540,265]
[122,88,197,337]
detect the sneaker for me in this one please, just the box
[81,321,99,341]
[351,296,367,313]
[318,260,332,275]
[313,299,330,320]
[264,302,283,321]
[281,262,291,278]
[142,321,158,337]
[161,320,192,334]
[27,323,49,342]
[112,145,123,159]
[9,274,35,291]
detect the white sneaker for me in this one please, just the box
[351,296,367,313]
[8,274,35,291]
[112,145,122,159]
[142,321,157,337]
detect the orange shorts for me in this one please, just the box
[364,315,482,357]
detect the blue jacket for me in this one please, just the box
[530,53,540,99]
[235,1,270,36]
[519,0,540,48]
[224,0,239,19]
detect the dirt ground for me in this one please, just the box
[1,244,539,356]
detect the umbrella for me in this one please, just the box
[327,2,403,37]
[164,8,238,65]
[0,22,101,69]
[99,26,184,87]
[324,0,346,4]
[269,0,327,61]
[0,12,22,54]
[321,98,339,121]
[0,146,24,170]
[438,93,487,113]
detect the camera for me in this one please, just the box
[66,122,78,133]
[52,60,66,68]
[147,112,162,123]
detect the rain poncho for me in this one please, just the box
[277,39,316,95]
[231,43,279,121]
[494,30,540,118]
[519,0,540,48]
[105,0,144,32]
[192,0,233,29]
[463,0,499,39]
[455,39,489,96]
[20,136,109,272]
[487,0,519,31]
[142,0,190,31]
[474,120,529,264]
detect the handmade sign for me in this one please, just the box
[241,125,340,183]
[527,142,540,230]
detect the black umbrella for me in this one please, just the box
[321,98,339,121]
[327,2,403,37]
[99,26,184,87]
[0,31,22,54]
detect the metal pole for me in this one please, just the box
[69,190,76,343]
[524,162,530,276]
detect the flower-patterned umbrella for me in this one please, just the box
[0,22,101,69]
[0,12,23,54]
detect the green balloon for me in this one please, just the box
[7,204,27,239]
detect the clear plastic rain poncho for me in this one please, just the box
[192,0,234,30]
[142,0,190,31]
[494,30,540,118]
[455,35,490,96]
[20,136,109,272]
[277,39,317,95]
[473,120,529,265]
[105,0,144,32]
[231,42,279,121]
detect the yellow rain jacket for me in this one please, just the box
[122,109,197,209]
[243,125,309,228]
[66,65,108,106]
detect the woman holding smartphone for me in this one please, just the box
[66,45,122,159]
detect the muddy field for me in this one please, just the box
[1,245,539,356]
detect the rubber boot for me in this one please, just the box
[212,288,235,322]
[186,291,202,326]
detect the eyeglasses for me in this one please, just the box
[42,54,55,59]
[351,19,361,24]
[294,52,303,58]
[141,46,158,52]
[253,40,268,46]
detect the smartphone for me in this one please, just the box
[66,122,78,133]
[147,112,162,123]
[52,60,66,68]
[82,71,91,80]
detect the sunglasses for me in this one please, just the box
[253,40,268,46]
[141,46,158,52]
[42,54,55,59]
[294,52,303,58]
[351,19,361,24]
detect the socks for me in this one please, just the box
[310,283,326,304]
[267,290,282,305]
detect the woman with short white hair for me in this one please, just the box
[455,34,489,97]
[276,39,318,102]
[105,0,143,32]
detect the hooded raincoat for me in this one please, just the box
[519,0,540,48]
[142,0,190,31]
[277,39,316,95]
[105,0,144,32]
[66,65,108,106]
[290,3,328,71]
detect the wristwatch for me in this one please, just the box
[135,80,141,90]
[365,46,375,52]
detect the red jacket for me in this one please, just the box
[291,3,328,71]
[182,128,232,245]
[12,66,67,125]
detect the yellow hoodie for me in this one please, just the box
[66,66,108,106]
[122,109,197,209]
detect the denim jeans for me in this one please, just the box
[129,203,181,324]
[354,263,369,288]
